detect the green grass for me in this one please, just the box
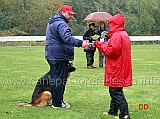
[0,45,160,119]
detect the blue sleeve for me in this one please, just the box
[58,22,83,47]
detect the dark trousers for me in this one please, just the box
[108,87,130,119]
[86,50,95,66]
[47,60,69,107]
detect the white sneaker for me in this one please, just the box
[51,102,70,109]
[114,116,119,119]
[103,112,119,119]
[51,105,59,109]
[62,102,70,108]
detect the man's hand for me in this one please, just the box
[82,41,90,50]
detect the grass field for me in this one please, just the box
[0,45,160,119]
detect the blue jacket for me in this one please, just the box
[45,13,83,61]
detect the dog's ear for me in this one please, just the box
[68,61,76,72]
[69,61,73,65]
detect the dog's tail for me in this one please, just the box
[16,101,33,106]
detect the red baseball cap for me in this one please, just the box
[59,5,76,15]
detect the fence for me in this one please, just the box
[0,36,160,49]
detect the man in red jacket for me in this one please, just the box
[94,14,132,119]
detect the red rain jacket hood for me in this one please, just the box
[94,14,132,87]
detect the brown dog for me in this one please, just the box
[16,62,76,106]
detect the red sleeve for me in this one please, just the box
[94,33,122,59]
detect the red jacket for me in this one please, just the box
[94,14,132,87]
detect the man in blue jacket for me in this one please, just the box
[45,5,90,108]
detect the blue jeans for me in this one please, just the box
[99,51,104,67]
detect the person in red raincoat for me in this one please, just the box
[94,14,132,119]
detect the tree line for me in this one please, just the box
[0,0,160,36]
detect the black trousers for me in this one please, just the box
[47,60,69,107]
[86,50,95,66]
[108,87,130,119]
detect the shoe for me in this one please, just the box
[103,112,109,115]
[87,66,94,69]
[123,115,130,119]
[103,112,119,119]
[91,65,96,68]
[114,116,119,119]
[52,105,59,109]
[99,65,103,68]
[62,102,70,108]
[51,102,70,109]
[99,64,103,68]
[120,115,130,119]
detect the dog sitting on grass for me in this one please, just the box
[16,62,76,106]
